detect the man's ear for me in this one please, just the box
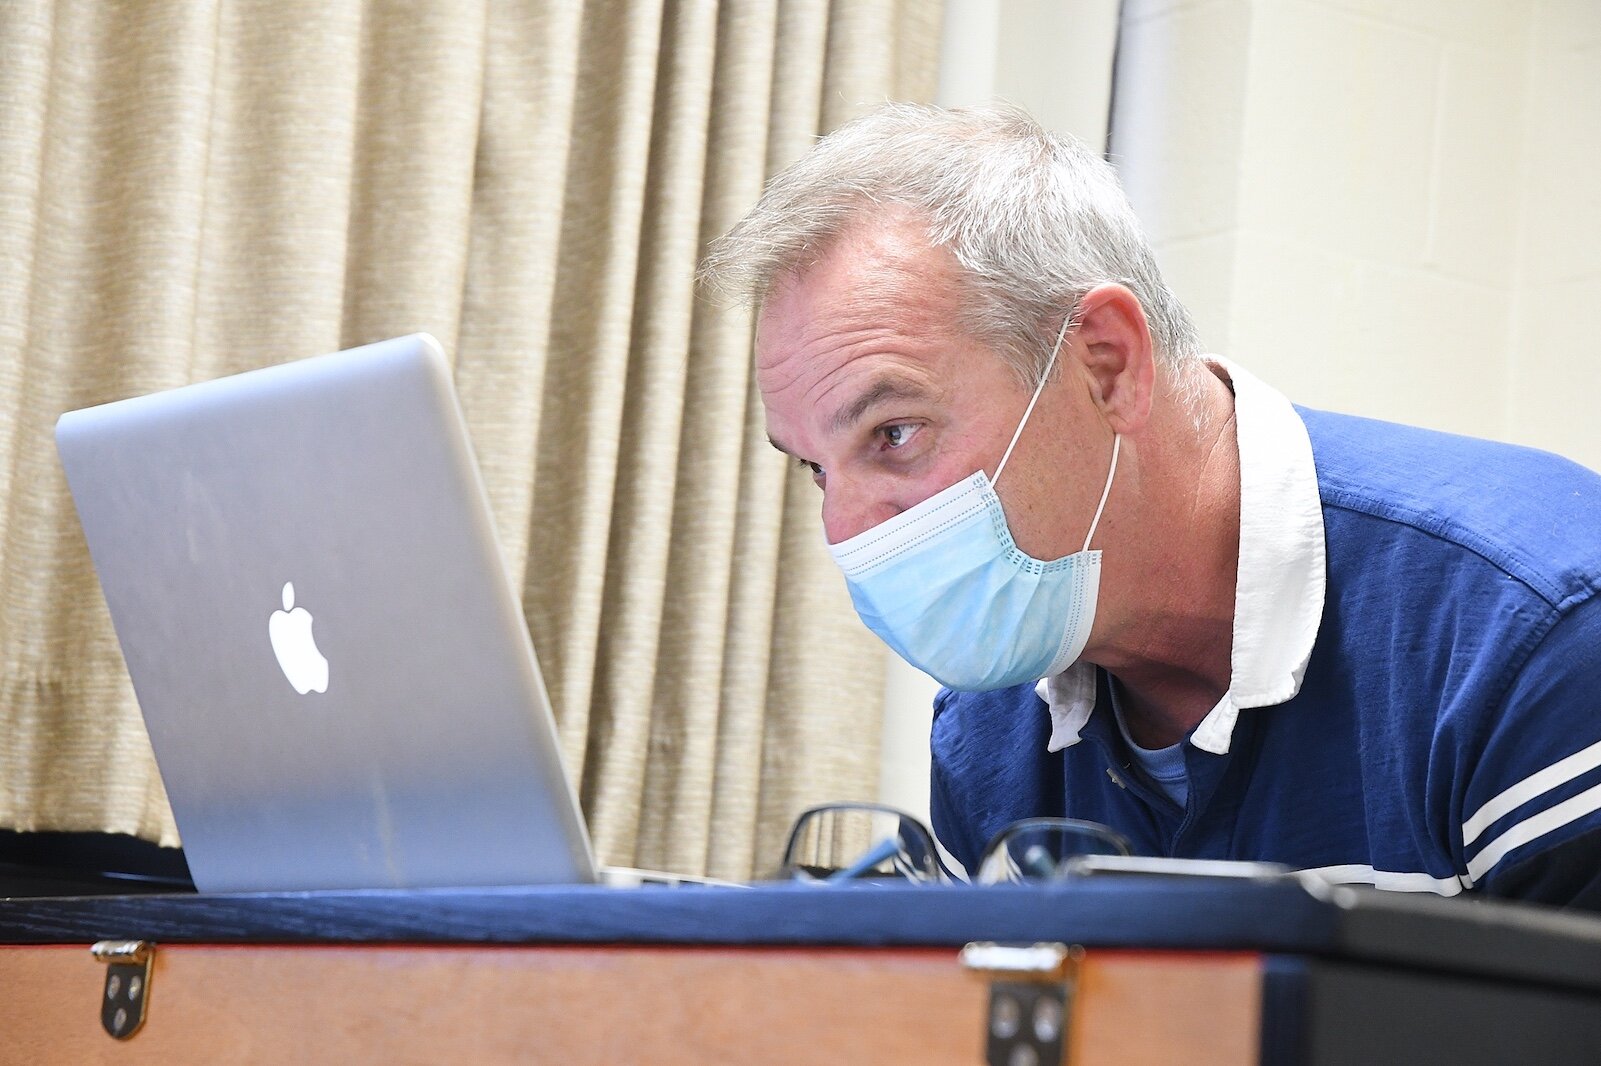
[1067,283,1156,435]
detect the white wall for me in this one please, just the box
[880,0,1601,820]
[1507,2,1601,465]
[1116,0,1601,463]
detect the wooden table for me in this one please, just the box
[4,876,1600,1064]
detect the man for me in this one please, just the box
[701,103,1601,907]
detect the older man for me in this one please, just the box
[702,103,1601,907]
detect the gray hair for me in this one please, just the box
[700,102,1202,391]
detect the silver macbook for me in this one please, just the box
[55,334,600,893]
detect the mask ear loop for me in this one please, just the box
[994,313,1074,488]
[989,309,1122,554]
[1080,434,1120,553]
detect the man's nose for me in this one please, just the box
[821,481,900,545]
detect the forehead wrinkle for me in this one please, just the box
[757,214,973,460]
[806,314,962,414]
[761,218,966,362]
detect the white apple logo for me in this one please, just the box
[268,581,329,694]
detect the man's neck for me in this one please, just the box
[1089,367,1241,749]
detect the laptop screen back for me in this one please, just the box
[55,334,597,892]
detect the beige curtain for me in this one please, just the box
[0,0,942,881]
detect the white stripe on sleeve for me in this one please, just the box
[1298,863,1467,896]
[933,833,970,883]
[1465,779,1601,883]
[1462,737,1601,847]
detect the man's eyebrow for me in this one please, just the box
[828,376,933,435]
[765,375,935,460]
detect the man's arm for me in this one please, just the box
[928,688,988,879]
[1481,826,1601,908]
[1460,593,1601,910]
[928,684,1065,880]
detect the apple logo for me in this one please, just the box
[268,581,329,695]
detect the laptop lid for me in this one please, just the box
[55,334,598,892]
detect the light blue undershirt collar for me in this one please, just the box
[1107,678,1189,809]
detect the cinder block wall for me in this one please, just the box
[1116,0,1601,465]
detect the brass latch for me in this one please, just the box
[960,941,1084,1066]
[91,940,155,1039]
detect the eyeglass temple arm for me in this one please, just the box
[825,837,903,882]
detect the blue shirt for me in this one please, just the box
[930,398,1601,907]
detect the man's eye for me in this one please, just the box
[796,457,825,481]
[881,423,920,448]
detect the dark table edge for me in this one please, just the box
[4,877,1601,994]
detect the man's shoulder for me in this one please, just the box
[1297,406,1601,609]
[931,683,1049,759]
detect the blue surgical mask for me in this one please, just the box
[826,322,1120,691]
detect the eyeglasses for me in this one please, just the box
[777,803,1133,885]
[778,803,943,883]
[974,817,1134,884]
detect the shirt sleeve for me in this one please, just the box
[1460,592,1601,910]
[929,688,985,879]
[1481,826,1601,909]
[929,683,1066,881]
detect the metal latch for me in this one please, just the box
[91,940,155,1039]
[960,941,1084,1066]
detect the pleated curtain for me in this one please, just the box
[0,0,943,881]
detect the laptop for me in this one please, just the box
[55,334,608,893]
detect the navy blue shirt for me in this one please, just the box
[930,407,1601,907]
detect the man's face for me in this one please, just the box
[756,214,1107,559]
